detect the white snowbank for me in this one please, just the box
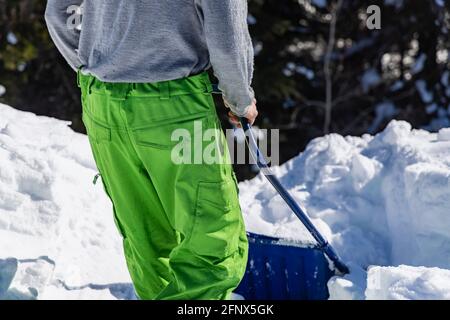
[0,104,133,300]
[366,265,450,300]
[240,120,450,300]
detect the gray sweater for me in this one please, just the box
[45,0,255,116]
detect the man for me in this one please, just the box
[45,0,257,300]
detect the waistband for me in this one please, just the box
[77,70,214,100]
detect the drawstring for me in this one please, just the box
[93,173,101,185]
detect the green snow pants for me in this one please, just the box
[78,71,248,300]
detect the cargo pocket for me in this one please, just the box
[132,114,214,150]
[189,178,242,258]
[82,112,111,144]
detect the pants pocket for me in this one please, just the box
[82,112,111,143]
[189,178,242,258]
[132,113,214,150]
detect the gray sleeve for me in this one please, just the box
[45,0,83,71]
[199,0,255,117]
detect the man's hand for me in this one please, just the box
[227,99,258,128]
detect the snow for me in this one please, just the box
[311,0,327,8]
[426,103,438,114]
[368,100,397,133]
[365,265,450,300]
[240,120,450,300]
[416,80,433,103]
[441,71,450,98]
[7,32,18,46]
[411,53,426,74]
[2,103,450,300]
[247,15,257,25]
[384,0,404,9]
[435,0,445,7]
[438,128,450,141]
[0,104,133,300]
[284,63,315,80]
[297,65,315,80]
[361,68,381,93]
[0,85,5,97]
[442,71,449,88]
[390,80,404,92]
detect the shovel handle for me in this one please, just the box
[239,118,349,275]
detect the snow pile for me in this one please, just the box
[366,265,450,300]
[0,104,133,300]
[239,120,450,300]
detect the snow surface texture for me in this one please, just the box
[1,103,450,300]
[0,104,134,300]
[365,265,450,300]
[239,119,450,300]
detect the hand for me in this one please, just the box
[228,99,258,128]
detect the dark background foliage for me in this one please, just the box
[1,0,449,180]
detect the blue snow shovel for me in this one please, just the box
[234,118,349,300]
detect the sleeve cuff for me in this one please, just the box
[223,87,255,117]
